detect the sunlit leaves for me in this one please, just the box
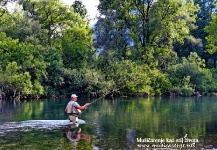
[106,60,152,95]
[205,15,217,54]
[95,0,198,75]
[0,31,47,98]
[3,62,32,97]
[61,24,93,69]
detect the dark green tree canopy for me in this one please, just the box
[95,0,198,65]
[0,0,217,99]
[71,0,87,18]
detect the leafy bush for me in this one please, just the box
[105,60,152,95]
[62,68,114,97]
[0,62,33,99]
[149,69,172,95]
[180,76,194,96]
[168,52,213,95]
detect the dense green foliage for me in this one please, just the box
[0,0,217,99]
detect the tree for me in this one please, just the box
[205,15,217,54]
[193,0,217,67]
[0,0,17,18]
[0,32,47,98]
[42,47,65,96]
[71,0,87,18]
[193,0,217,41]
[19,0,70,42]
[95,0,198,69]
[60,24,93,69]
[0,0,96,99]
[0,10,49,46]
[2,62,32,99]
[205,14,217,67]
[94,2,131,60]
[168,52,213,95]
[19,0,93,69]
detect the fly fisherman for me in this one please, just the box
[65,94,91,123]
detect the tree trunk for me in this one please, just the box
[13,89,16,98]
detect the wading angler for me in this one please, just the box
[65,94,91,123]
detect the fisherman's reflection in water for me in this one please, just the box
[65,123,90,149]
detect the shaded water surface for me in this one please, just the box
[0,97,217,149]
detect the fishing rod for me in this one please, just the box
[82,90,117,113]
[77,95,104,114]
[89,89,117,105]
[90,95,105,104]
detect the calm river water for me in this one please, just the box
[0,96,217,149]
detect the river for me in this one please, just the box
[0,96,217,149]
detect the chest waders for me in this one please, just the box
[68,101,80,123]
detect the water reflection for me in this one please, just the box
[1,97,217,149]
[126,129,136,149]
[85,97,217,149]
[0,99,2,114]
[65,123,91,149]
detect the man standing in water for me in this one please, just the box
[65,94,91,123]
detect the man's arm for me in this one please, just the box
[75,103,91,111]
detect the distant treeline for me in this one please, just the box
[0,0,217,100]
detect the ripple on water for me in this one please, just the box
[0,119,85,133]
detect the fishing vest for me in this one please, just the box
[66,101,79,114]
